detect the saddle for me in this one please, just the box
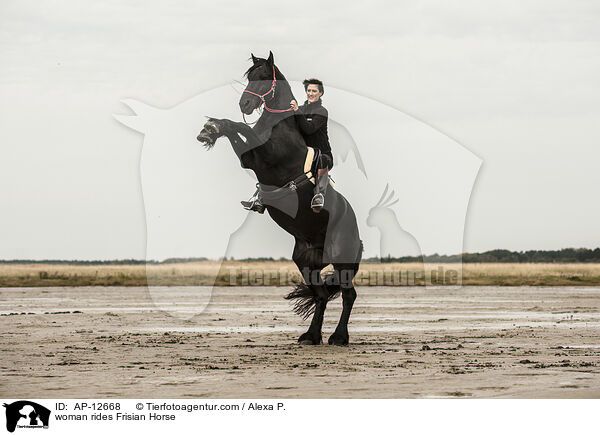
[256,147,319,217]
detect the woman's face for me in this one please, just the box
[306,84,323,103]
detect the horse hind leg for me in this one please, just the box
[296,278,328,345]
[328,264,359,346]
[286,242,335,345]
[285,269,331,345]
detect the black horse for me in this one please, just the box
[197,52,362,345]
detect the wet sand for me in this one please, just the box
[1,286,599,398]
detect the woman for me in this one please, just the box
[290,78,333,213]
[241,78,333,213]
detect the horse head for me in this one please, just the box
[239,51,288,115]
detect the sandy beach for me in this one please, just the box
[1,285,599,398]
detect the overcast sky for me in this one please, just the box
[1,0,599,260]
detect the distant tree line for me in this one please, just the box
[372,248,600,263]
[2,249,600,264]
[0,257,205,265]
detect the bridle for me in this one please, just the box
[243,65,294,115]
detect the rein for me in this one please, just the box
[243,65,295,115]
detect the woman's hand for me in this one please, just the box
[290,99,299,112]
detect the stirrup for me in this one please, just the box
[241,185,265,214]
[241,198,265,214]
[311,193,324,213]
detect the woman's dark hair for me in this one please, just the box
[303,78,324,94]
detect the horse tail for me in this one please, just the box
[284,271,341,319]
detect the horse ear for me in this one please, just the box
[251,53,259,64]
[267,51,274,66]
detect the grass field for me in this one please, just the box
[1,261,600,287]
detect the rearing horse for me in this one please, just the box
[197,52,362,345]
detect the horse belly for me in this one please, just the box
[266,182,328,241]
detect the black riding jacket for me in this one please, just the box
[295,99,332,158]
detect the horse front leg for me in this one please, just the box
[213,118,265,146]
[298,277,328,345]
[197,118,265,156]
[197,118,224,147]
[287,240,329,345]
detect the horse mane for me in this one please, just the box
[244,60,264,78]
[244,58,286,81]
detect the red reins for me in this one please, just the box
[243,65,294,114]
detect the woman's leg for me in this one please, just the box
[311,152,333,212]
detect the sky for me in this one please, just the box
[0,0,599,260]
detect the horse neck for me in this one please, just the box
[274,78,294,108]
[251,114,306,183]
[254,79,297,154]
[241,76,306,185]
[262,79,295,117]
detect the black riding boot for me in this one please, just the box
[241,186,265,214]
[311,168,329,213]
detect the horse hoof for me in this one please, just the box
[197,133,214,145]
[197,133,215,148]
[328,333,349,346]
[298,333,322,345]
[298,339,316,345]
